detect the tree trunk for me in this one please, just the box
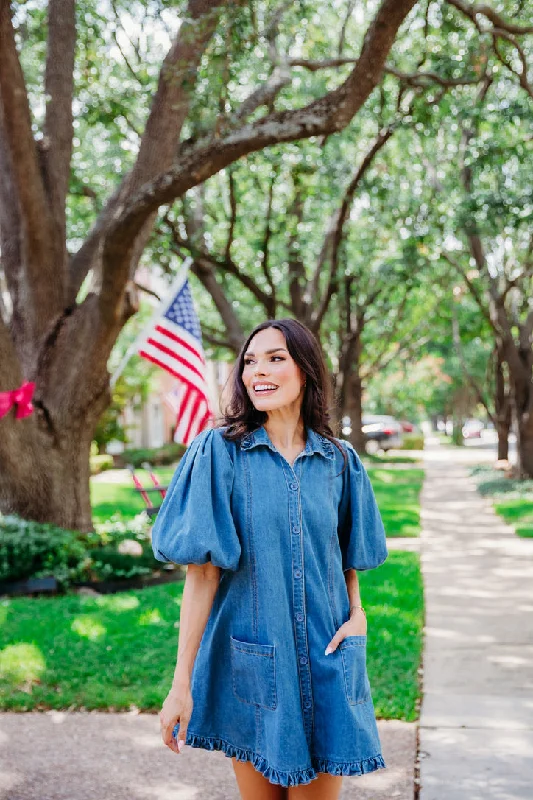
[495,345,511,461]
[497,427,509,461]
[0,301,112,530]
[517,413,533,477]
[1,425,95,531]
[345,367,366,454]
[511,368,533,477]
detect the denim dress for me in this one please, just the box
[151,425,389,787]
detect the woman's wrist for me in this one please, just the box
[349,604,365,618]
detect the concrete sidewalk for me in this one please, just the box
[0,712,416,799]
[419,445,533,800]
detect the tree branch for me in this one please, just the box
[0,1,64,349]
[233,64,292,121]
[69,0,229,308]
[0,314,22,389]
[384,65,483,87]
[259,170,276,299]
[162,213,253,350]
[491,28,533,99]
[446,0,533,34]
[225,168,237,261]
[100,0,417,323]
[338,0,357,56]
[44,0,76,247]
[0,100,21,312]
[309,126,395,331]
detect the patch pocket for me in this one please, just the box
[230,635,277,710]
[339,635,371,705]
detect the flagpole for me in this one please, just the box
[109,257,193,389]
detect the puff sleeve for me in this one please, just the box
[151,428,241,571]
[338,441,388,572]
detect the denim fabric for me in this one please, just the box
[152,425,389,787]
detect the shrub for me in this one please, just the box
[90,454,114,475]
[0,515,88,588]
[88,514,160,580]
[400,434,424,450]
[0,513,162,589]
[116,443,186,468]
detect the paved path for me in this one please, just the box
[0,712,416,799]
[419,444,533,800]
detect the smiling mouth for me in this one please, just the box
[253,384,279,394]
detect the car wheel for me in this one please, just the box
[366,440,380,455]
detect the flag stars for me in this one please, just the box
[164,283,202,341]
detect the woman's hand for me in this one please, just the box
[159,681,193,754]
[324,608,367,655]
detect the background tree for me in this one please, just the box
[0,0,418,528]
[1,0,532,529]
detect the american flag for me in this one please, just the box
[138,273,214,445]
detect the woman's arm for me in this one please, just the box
[159,562,221,754]
[345,567,367,629]
[325,568,367,655]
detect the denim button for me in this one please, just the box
[296,612,304,622]
[294,569,302,579]
[304,700,312,709]
[289,482,298,491]
[299,656,308,665]
[292,525,301,534]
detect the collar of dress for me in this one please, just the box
[240,425,335,460]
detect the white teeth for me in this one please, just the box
[254,384,278,391]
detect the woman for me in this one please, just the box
[152,318,388,800]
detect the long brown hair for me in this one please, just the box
[219,318,347,466]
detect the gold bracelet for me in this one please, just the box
[350,605,366,616]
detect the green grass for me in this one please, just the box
[0,551,422,720]
[90,468,175,523]
[368,468,424,537]
[365,453,420,465]
[494,500,533,537]
[470,465,533,537]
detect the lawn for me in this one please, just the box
[91,466,425,538]
[0,551,422,721]
[367,467,424,537]
[90,467,175,523]
[493,501,533,537]
[470,465,533,538]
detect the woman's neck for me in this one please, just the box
[264,412,306,449]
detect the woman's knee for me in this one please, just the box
[232,758,287,800]
[287,772,342,800]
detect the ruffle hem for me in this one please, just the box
[183,731,386,787]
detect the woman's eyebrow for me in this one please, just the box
[244,348,288,356]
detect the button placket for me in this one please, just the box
[282,456,314,745]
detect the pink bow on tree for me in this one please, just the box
[0,381,36,420]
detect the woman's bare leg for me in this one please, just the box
[232,758,287,800]
[287,772,342,800]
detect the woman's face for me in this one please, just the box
[242,327,306,414]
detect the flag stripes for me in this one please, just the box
[137,271,213,446]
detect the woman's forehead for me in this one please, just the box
[247,328,287,353]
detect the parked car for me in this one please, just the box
[462,419,484,439]
[362,415,403,454]
[399,420,415,433]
